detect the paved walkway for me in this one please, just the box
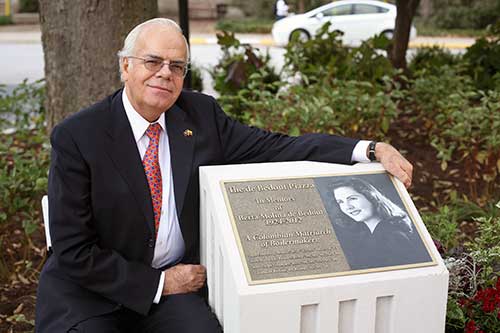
[0,23,476,49]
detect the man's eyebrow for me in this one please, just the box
[143,54,163,60]
[143,54,186,63]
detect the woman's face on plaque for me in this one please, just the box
[333,186,374,222]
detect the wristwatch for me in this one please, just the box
[368,141,377,162]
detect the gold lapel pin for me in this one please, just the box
[183,129,193,137]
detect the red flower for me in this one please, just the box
[461,277,500,332]
[465,320,478,333]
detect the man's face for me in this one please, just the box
[334,186,374,223]
[121,25,187,120]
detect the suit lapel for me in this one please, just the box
[166,103,195,217]
[104,90,155,235]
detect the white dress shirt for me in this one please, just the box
[352,140,371,163]
[122,88,185,303]
[122,88,371,304]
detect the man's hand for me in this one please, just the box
[162,264,206,295]
[374,142,413,188]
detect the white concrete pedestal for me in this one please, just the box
[199,161,448,333]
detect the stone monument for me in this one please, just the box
[199,161,448,333]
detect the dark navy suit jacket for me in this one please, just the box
[35,89,358,332]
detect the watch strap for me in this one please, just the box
[368,141,377,161]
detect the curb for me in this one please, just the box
[190,37,473,49]
[0,34,474,50]
[190,36,275,46]
[408,41,473,50]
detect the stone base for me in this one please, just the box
[200,161,448,333]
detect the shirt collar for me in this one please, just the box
[122,87,166,143]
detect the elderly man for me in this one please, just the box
[35,18,412,332]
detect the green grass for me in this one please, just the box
[216,17,274,34]
[414,18,485,38]
[0,15,12,25]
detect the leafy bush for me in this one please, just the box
[0,15,13,25]
[228,76,400,139]
[284,24,349,83]
[460,278,500,333]
[215,18,274,33]
[408,46,461,76]
[284,23,394,84]
[19,0,39,13]
[433,6,477,30]
[422,205,460,252]
[213,25,401,138]
[211,31,280,121]
[0,79,46,131]
[431,89,500,201]
[0,81,49,283]
[462,22,500,91]
[426,201,500,333]
[407,66,472,129]
[189,63,204,92]
[431,0,500,30]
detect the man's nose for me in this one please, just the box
[156,63,172,78]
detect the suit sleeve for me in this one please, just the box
[48,125,160,315]
[211,98,359,164]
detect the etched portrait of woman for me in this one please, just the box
[327,177,431,270]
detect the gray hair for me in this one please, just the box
[117,18,190,80]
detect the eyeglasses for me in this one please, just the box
[127,56,189,77]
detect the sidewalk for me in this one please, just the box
[0,23,476,49]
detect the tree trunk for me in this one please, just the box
[390,0,420,70]
[39,0,158,130]
[420,0,432,19]
[297,0,305,13]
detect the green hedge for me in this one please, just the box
[19,0,39,13]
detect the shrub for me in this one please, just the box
[407,40,500,200]
[284,23,394,84]
[19,0,39,13]
[431,90,500,201]
[463,22,500,91]
[422,205,460,253]
[432,1,500,30]
[218,72,400,140]
[409,66,473,128]
[215,18,274,33]
[460,278,500,333]
[407,66,500,202]
[284,24,349,83]
[428,201,500,333]
[408,46,461,76]
[433,6,477,30]
[0,15,12,25]
[0,80,49,283]
[211,31,280,121]
[189,63,204,92]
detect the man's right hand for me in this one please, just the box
[162,264,206,295]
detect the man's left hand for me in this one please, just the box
[374,142,413,188]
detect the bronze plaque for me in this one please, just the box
[222,177,350,284]
[222,172,436,285]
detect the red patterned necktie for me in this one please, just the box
[143,123,162,236]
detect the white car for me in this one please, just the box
[272,0,417,46]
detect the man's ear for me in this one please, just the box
[121,57,130,81]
